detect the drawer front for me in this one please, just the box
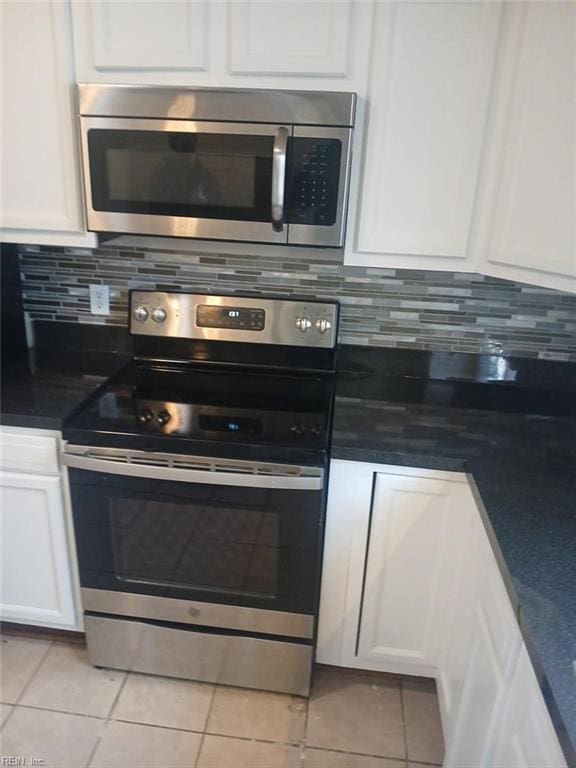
[0,430,60,475]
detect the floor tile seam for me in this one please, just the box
[191,731,411,762]
[0,703,16,731]
[8,702,107,722]
[86,668,129,768]
[400,680,410,763]
[303,743,409,761]
[11,639,54,707]
[193,682,217,768]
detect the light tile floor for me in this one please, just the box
[0,634,444,768]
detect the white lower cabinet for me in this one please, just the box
[0,428,80,630]
[358,472,453,670]
[318,459,567,767]
[492,646,568,768]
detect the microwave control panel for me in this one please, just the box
[286,138,342,227]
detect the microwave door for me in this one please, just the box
[80,117,290,244]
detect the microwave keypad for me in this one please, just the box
[287,138,342,227]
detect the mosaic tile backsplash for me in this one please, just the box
[18,244,576,361]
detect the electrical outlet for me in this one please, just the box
[90,284,110,316]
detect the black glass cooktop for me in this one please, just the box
[63,361,335,465]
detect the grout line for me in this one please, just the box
[85,666,129,768]
[400,682,410,764]
[10,703,108,721]
[193,682,218,768]
[0,704,16,731]
[300,676,313,766]
[303,744,408,762]
[10,638,54,706]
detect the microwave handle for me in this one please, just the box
[271,127,289,232]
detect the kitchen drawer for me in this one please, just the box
[0,429,60,475]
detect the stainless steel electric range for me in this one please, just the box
[62,290,338,696]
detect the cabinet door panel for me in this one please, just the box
[0,0,93,246]
[229,1,351,76]
[433,483,480,735]
[0,472,77,628]
[90,1,208,71]
[356,473,454,669]
[473,4,576,292]
[316,459,375,666]
[444,604,504,768]
[492,646,567,768]
[348,2,501,268]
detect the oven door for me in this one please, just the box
[80,117,291,244]
[64,446,324,639]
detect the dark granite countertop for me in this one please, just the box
[1,324,130,431]
[333,347,576,766]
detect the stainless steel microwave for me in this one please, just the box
[78,84,356,247]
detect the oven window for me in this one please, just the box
[69,470,321,615]
[88,129,275,221]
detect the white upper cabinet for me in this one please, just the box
[88,1,209,72]
[346,2,502,271]
[229,1,351,76]
[0,0,95,247]
[71,0,370,91]
[471,4,576,293]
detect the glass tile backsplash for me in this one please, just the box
[18,244,576,361]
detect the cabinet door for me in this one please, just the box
[472,4,576,293]
[444,524,521,768]
[444,601,505,768]
[0,471,77,629]
[72,0,371,93]
[356,473,459,672]
[346,2,501,270]
[76,0,209,73]
[317,461,470,677]
[492,645,567,768]
[229,1,351,76]
[433,482,481,736]
[0,1,95,248]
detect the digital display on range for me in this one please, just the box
[196,305,265,331]
[198,415,262,434]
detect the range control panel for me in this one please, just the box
[129,291,339,349]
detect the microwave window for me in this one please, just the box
[88,129,275,221]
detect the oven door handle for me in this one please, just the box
[63,452,323,491]
[271,126,289,232]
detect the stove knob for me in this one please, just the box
[138,409,153,424]
[133,305,148,323]
[156,409,171,426]
[296,317,312,332]
[315,318,332,334]
[291,423,306,436]
[152,306,167,324]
